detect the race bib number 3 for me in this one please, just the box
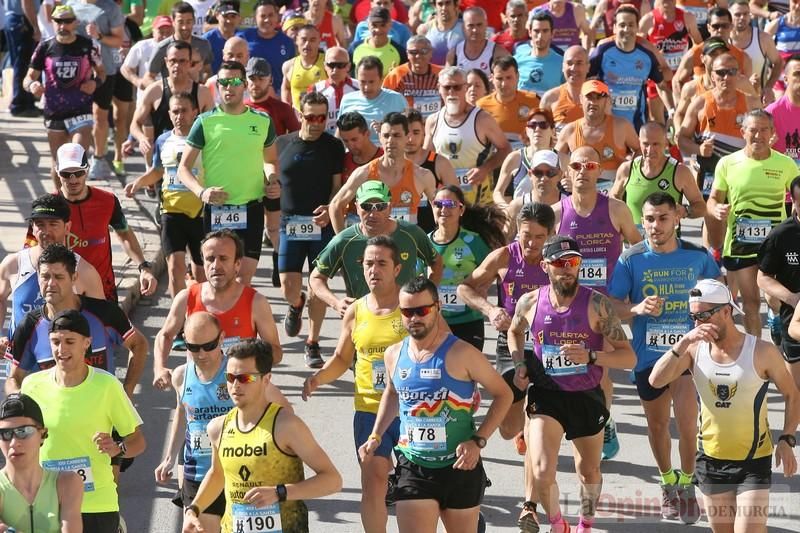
[43,457,95,492]
[542,344,587,376]
[734,218,771,244]
[439,285,465,312]
[408,417,447,450]
[645,322,686,351]
[579,258,607,286]
[232,502,282,533]
[211,205,247,230]
[285,216,321,241]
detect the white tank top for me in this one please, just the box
[432,106,487,171]
[741,30,767,90]
[454,40,496,75]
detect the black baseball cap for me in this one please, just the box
[49,309,91,338]
[27,194,71,222]
[0,393,45,426]
[543,236,582,261]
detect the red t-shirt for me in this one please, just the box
[246,97,301,135]
[352,0,408,23]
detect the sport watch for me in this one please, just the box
[470,435,487,449]
[113,440,127,459]
[138,261,153,272]
[778,434,796,448]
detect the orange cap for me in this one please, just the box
[581,80,610,96]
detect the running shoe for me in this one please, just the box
[549,517,570,533]
[88,156,112,180]
[576,518,593,533]
[517,501,540,532]
[171,331,187,352]
[678,484,701,524]
[284,292,306,337]
[601,419,620,461]
[514,431,527,455]
[304,341,324,369]
[112,159,125,176]
[660,484,679,520]
[768,312,783,347]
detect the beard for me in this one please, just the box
[406,321,432,340]
[552,278,578,298]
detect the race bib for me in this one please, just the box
[664,53,682,70]
[222,336,241,349]
[596,178,614,196]
[542,344,587,376]
[455,168,472,192]
[439,285,465,312]
[611,91,638,111]
[165,167,190,192]
[408,417,447,450]
[371,360,387,392]
[391,206,417,223]
[64,113,93,132]
[702,171,714,195]
[211,205,247,230]
[231,502,283,533]
[413,96,441,116]
[579,258,607,286]
[285,215,321,241]
[523,328,534,351]
[645,322,686,351]
[188,430,212,456]
[43,457,95,492]
[734,218,771,245]
[684,5,708,24]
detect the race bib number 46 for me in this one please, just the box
[211,205,247,230]
[232,502,282,533]
[43,457,95,492]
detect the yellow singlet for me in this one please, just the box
[219,403,308,533]
[352,296,406,413]
[289,54,327,110]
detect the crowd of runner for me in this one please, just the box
[1,0,800,531]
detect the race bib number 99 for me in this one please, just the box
[232,503,282,533]
[285,216,321,241]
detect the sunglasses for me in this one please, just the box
[359,201,389,211]
[58,169,87,179]
[326,61,349,69]
[225,372,263,384]
[688,304,727,322]
[185,336,221,353]
[547,256,581,268]
[713,68,738,78]
[531,168,559,178]
[54,18,76,23]
[217,77,244,87]
[407,49,430,56]
[0,425,39,442]
[710,23,731,29]
[303,113,327,124]
[441,84,464,92]
[400,302,438,318]
[526,120,551,130]
[433,199,462,209]
[569,161,600,171]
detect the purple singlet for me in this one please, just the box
[531,285,604,391]
[559,194,622,294]
[499,240,550,318]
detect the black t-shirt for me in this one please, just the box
[276,131,345,216]
[758,215,800,350]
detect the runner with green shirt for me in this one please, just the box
[20,309,145,533]
[428,185,505,350]
[178,59,279,286]
[707,109,798,335]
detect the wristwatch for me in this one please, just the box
[113,439,127,458]
[185,504,200,516]
[138,261,153,272]
[470,435,487,449]
[587,350,598,365]
[778,434,796,448]
[275,484,288,502]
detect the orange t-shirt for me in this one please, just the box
[367,158,420,223]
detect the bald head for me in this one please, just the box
[564,45,588,62]
[184,311,222,344]
[571,145,601,162]
[325,46,349,63]
[222,36,249,64]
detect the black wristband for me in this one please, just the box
[185,503,200,516]
[275,484,288,502]
[138,261,153,272]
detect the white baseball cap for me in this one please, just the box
[531,150,559,170]
[56,143,88,173]
[689,279,744,315]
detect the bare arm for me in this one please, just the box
[675,164,706,219]
[187,417,227,517]
[761,32,784,98]
[122,328,149,397]
[0,254,18,332]
[790,304,800,341]
[458,248,509,325]
[302,304,356,400]
[463,344,513,441]
[435,153,458,187]
[610,197,643,244]
[677,95,705,156]
[153,289,189,388]
[589,291,636,369]
[609,160,632,201]
[4,366,28,395]
[672,52,695,98]
[493,150,522,207]
[758,270,800,309]
[253,293,283,365]
[684,12,703,45]
[281,61,293,105]
[57,471,84,533]
[177,144,206,196]
[329,165,368,233]
[154,366,187,483]
[475,112,512,180]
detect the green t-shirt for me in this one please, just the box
[186,106,276,205]
[428,228,489,325]
[352,41,403,79]
[713,149,796,259]
[314,221,439,298]
[21,367,143,514]
[625,155,681,233]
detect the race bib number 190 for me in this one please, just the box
[231,503,282,533]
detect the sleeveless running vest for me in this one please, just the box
[573,117,628,188]
[624,155,682,229]
[531,285,604,391]
[498,240,550,350]
[740,30,767,89]
[352,297,406,413]
[316,10,336,50]
[152,78,200,139]
[219,404,307,533]
[0,469,61,533]
[366,158,420,223]
[427,22,465,66]
[432,106,492,205]
[395,334,477,468]
[648,8,690,71]
[695,90,748,195]
[560,194,622,293]
[510,147,533,196]
[552,83,583,133]
[10,247,44,336]
[181,357,234,482]
[538,2,580,49]
[454,40,496,74]
[693,335,773,461]
[775,15,800,60]
[186,283,257,349]
[289,54,327,109]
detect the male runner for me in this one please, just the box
[608,192,720,523]
[446,7,509,75]
[509,235,636,533]
[513,12,565,97]
[383,36,443,119]
[651,279,799,533]
[281,24,327,109]
[310,47,359,134]
[182,339,342,533]
[540,45,588,133]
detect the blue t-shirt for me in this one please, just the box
[589,41,663,132]
[608,240,721,371]
[338,88,407,144]
[353,20,412,47]
[238,28,294,91]
[203,27,227,74]
[514,45,565,97]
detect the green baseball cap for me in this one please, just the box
[52,5,77,20]
[355,180,391,203]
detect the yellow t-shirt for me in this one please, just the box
[155,131,204,218]
[290,54,327,110]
